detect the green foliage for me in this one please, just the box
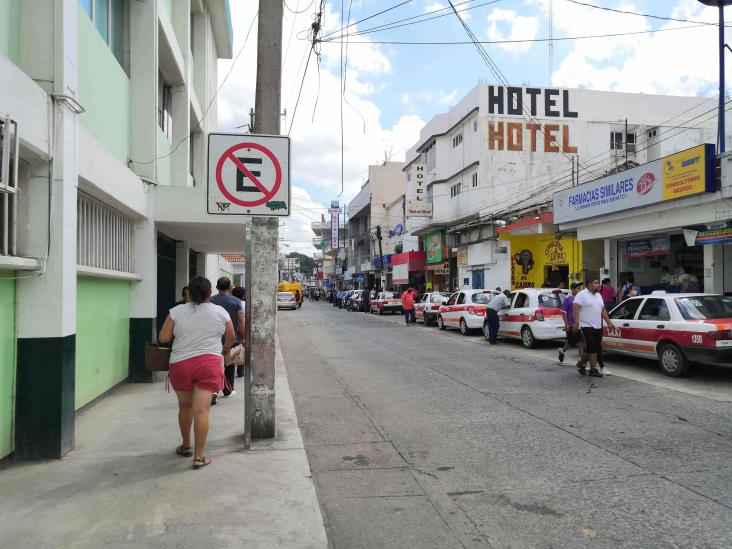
[286,252,316,276]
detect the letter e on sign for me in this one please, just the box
[207,133,291,216]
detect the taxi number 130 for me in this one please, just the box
[691,334,703,344]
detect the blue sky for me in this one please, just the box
[217,0,728,252]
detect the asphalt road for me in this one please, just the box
[279,302,732,549]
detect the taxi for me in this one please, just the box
[604,292,732,377]
[415,292,451,326]
[370,291,403,315]
[488,288,568,348]
[438,289,499,335]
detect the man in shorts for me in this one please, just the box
[558,282,583,363]
[573,277,616,378]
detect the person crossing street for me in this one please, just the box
[572,278,615,378]
[401,287,416,326]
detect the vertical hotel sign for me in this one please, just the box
[329,200,340,250]
[407,164,432,217]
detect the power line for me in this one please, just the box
[284,0,316,14]
[562,0,729,27]
[321,0,414,40]
[132,11,258,166]
[321,23,712,45]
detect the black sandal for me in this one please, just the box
[192,456,212,469]
[176,445,193,457]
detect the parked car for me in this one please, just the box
[603,292,732,377]
[415,292,451,326]
[438,289,499,335]
[370,291,403,315]
[277,291,297,310]
[487,288,568,348]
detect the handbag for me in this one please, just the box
[145,342,171,371]
[225,343,246,367]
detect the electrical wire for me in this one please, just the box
[284,0,316,14]
[562,0,730,27]
[322,23,713,45]
[133,10,258,167]
[321,0,414,40]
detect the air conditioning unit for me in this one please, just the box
[626,143,636,154]
[0,115,19,194]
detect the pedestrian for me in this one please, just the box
[558,281,567,290]
[558,282,583,363]
[617,273,635,302]
[295,289,302,308]
[159,276,235,469]
[231,286,246,378]
[173,286,191,307]
[573,277,616,378]
[599,278,617,311]
[485,290,512,344]
[401,287,416,325]
[362,286,370,313]
[210,277,244,399]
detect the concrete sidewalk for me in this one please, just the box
[0,338,328,549]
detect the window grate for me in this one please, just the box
[0,116,19,257]
[77,192,133,272]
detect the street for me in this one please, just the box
[280,302,732,548]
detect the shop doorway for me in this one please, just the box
[545,266,568,287]
[472,269,484,289]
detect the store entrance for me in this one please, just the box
[544,265,568,287]
[618,233,704,293]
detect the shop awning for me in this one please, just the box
[497,213,554,235]
[390,251,426,271]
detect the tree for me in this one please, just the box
[286,252,316,277]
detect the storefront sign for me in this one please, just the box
[457,249,468,266]
[434,268,450,275]
[329,203,341,249]
[503,234,581,289]
[425,231,443,264]
[407,164,432,217]
[543,239,567,266]
[553,144,715,224]
[684,222,732,245]
[623,237,671,258]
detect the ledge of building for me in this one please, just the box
[0,256,42,271]
[77,266,143,281]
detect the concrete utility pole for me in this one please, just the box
[246,0,283,439]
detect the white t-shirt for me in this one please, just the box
[574,288,605,329]
[169,302,231,363]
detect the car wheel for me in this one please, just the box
[521,326,536,349]
[460,318,470,336]
[424,314,433,327]
[437,315,446,330]
[658,343,690,377]
[378,307,383,315]
[483,322,491,341]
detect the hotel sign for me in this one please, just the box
[553,144,716,224]
[407,164,432,217]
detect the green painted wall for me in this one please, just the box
[75,278,130,410]
[0,273,16,459]
[0,0,20,64]
[77,6,130,164]
[156,128,172,185]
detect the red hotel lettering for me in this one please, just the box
[488,120,577,154]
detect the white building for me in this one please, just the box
[404,82,728,293]
[0,0,238,460]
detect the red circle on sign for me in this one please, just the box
[215,142,282,208]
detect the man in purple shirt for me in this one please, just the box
[558,282,583,363]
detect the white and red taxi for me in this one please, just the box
[415,292,451,326]
[438,289,499,335]
[370,291,403,315]
[489,288,568,348]
[604,292,732,377]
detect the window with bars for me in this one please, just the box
[0,116,19,257]
[77,192,134,273]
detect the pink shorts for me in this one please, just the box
[169,354,224,393]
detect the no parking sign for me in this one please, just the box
[207,133,290,216]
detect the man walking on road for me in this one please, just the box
[558,282,583,363]
[485,290,512,345]
[401,287,416,326]
[573,277,615,378]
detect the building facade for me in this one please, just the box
[0,0,236,460]
[403,82,726,293]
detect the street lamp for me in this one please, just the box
[698,0,732,153]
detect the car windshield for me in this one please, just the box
[383,292,397,299]
[538,292,565,308]
[675,296,732,320]
[471,293,493,304]
[278,293,293,298]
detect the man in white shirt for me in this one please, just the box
[573,278,615,378]
[485,290,512,345]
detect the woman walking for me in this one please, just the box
[159,276,235,469]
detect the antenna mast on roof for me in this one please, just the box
[548,0,554,85]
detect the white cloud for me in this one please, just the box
[486,8,539,53]
[424,2,446,13]
[216,2,424,254]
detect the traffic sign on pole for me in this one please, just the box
[207,132,290,216]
